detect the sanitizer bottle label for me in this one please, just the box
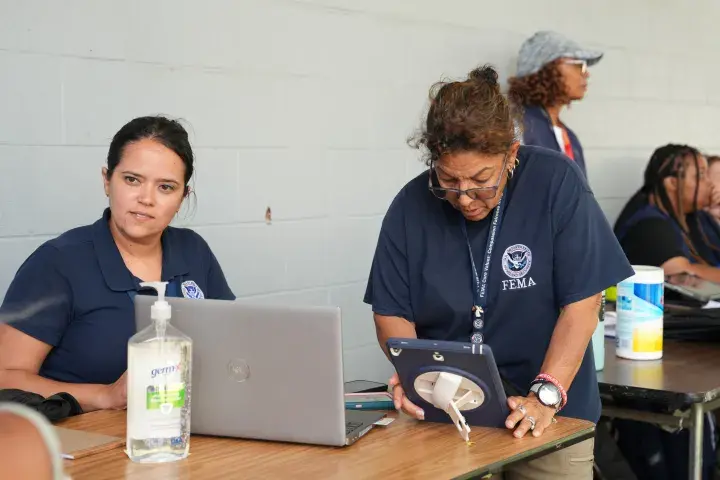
[128,347,185,440]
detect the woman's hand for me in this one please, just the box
[706,187,720,219]
[389,373,424,420]
[99,371,127,411]
[505,394,556,438]
[707,204,720,221]
[712,186,720,207]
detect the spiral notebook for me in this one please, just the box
[55,427,125,460]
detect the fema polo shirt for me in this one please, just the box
[2,208,235,385]
[364,145,632,422]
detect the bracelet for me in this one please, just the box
[534,373,568,410]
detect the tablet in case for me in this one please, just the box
[665,273,720,303]
[387,338,509,429]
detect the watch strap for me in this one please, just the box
[532,374,567,411]
[530,380,561,409]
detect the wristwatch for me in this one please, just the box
[529,381,562,410]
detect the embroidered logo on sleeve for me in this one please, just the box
[181,280,205,299]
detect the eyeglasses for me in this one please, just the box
[562,59,587,74]
[428,152,509,201]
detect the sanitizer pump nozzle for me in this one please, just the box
[139,281,171,330]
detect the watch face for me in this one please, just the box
[538,384,561,406]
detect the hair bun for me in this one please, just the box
[468,65,499,87]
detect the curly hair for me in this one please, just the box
[507,60,569,107]
[409,65,518,166]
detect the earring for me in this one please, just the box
[508,157,519,178]
[508,157,519,179]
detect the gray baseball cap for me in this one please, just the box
[515,31,603,78]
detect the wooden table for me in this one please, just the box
[598,338,720,480]
[58,410,594,479]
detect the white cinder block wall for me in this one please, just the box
[2,0,720,382]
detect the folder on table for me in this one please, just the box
[55,426,125,460]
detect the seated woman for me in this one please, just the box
[614,143,718,479]
[0,116,235,412]
[614,144,720,281]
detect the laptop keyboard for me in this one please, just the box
[345,421,363,435]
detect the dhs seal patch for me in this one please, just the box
[181,280,205,299]
[502,244,532,279]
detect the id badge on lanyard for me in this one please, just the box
[459,192,505,344]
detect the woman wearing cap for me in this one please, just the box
[364,64,632,479]
[508,31,602,179]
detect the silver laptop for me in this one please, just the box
[134,296,385,446]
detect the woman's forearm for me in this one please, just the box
[540,293,602,391]
[374,314,417,359]
[0,369,108,412]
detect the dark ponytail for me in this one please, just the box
[468,65,500,88]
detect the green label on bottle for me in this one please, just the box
[146,383,186,410]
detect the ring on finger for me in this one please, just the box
[517,404,527,416]
[526,415,536,431]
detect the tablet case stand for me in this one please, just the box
[387,339,510,441]
[415,371,484,441]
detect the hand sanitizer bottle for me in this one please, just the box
[127,281,192,463]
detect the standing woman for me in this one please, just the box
[364,65,632,479]
[508,31,602,178]
[0,116,235,413]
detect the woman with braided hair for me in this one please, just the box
[615,144,720,281]
[613,144,719,480]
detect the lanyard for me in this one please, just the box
[459,192,505,344]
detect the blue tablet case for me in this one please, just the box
[387,338,510,428]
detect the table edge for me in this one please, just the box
[599,382,720,407]
[450,424,596,480]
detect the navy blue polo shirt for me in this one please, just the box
[364,145,633,422]
[521,105,588,178]
[2,208,235,385]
